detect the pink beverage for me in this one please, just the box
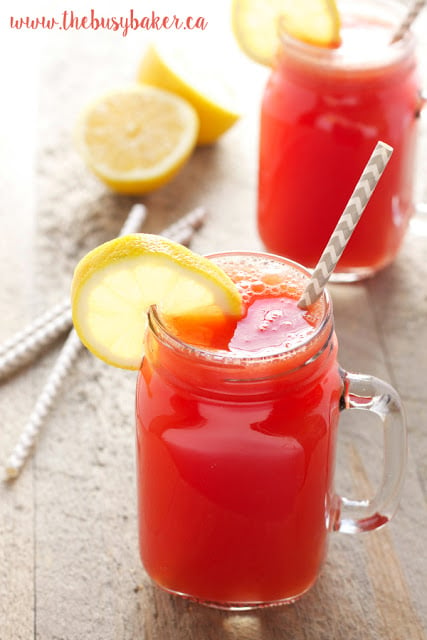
[258,0,423,281]
[136,252,407,609]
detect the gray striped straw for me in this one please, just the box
[298,141,393,309]
[391,0,426,43]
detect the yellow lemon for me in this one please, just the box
[71,234,243,370]
[137,41,241,145]
[75,85,199,194]
[231,0,341,67]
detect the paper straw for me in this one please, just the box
[0,205,147,382]
[158,205,206,245]
[3,205,206,480]
[0,206,206,383]
[4,330,83,480]
[0,303,73,382]
[391,0,426,43]
[3,204,146,480]
[0,300,71,358]
[298,141,394,309]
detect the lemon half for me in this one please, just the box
[137,41,241,145]
[75,85,199,194]
[71,234,243,369]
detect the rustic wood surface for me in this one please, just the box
[1,1,427,639]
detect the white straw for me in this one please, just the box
[0,299,70,358]
[4,330,82,479]
[159,206,206,245]
[4,205,206,480]
[0,206,206,382]
[0,205,147,382]
[298,141,393,309]
[3,204,146,480]
[0,303,72,382]
[391,0,426,43]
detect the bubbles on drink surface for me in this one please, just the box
[212,254,324,322]
[210,254,326,357]
[259,309,290,331]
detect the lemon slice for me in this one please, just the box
[75,85,199,194]
[231,0,341,67]
[71,234,243,370]
[137,40,241,145]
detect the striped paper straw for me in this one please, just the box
[4,205,207,480]
[391,0,426,43]
[0,206,147,383]
[298,141,394,309]
[3,203,147,480]
[0,206,206,383]
[0,302,73,382]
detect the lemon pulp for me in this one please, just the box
[71,234,243,369]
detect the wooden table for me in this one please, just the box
[1,2,427,638]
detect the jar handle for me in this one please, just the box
[333,370,407,534]
[415,90,427,214]
[416,89,427,118]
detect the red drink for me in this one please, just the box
[136,252,343,607]
[258,0,421,280]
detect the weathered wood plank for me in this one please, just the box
[0,17,38,639]
[1,2,426,639]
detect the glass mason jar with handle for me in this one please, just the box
[135,251,407,609]
[258,0,425,281]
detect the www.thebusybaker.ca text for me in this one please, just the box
[10,9,208,36]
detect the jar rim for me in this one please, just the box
[146,251,334,369]
[277,0,416,73]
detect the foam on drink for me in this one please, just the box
[211,254,324,357]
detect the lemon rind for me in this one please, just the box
[71,234,243,370]
[75,85,199,194]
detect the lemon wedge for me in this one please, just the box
[75,85,199,194]
[137,40,241,145]
[231,0,341,67]
[71,234,243,370]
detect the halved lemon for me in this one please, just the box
[137,40,241,145]
[71,234,243,369]
[231,0,341,67]
[75,85,199,194]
